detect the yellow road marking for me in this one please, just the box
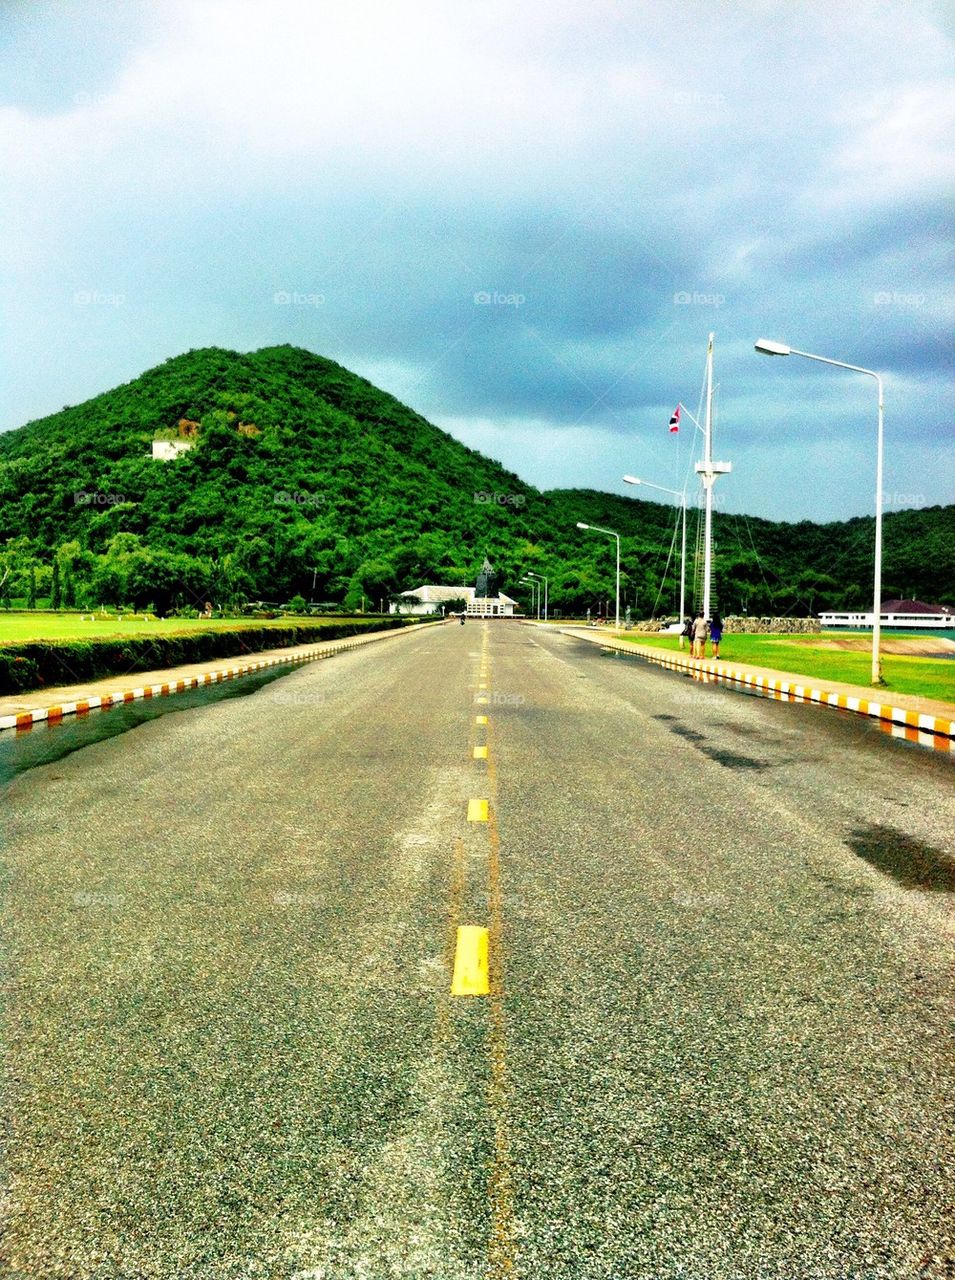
[467,797,489,823]
[435,837,468,1045]
[475,694,489,705]
[473,745,489,759]
[451,925,490,996]
[485,725,517,1274]
[475,715,488,725]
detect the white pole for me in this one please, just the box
[873,374,884,685]
[679,495,687,645]
[702,331,714,621]
[527,571,549,622]
[754,339,883,684]
[614,533,620,633]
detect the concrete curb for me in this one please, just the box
[561,629,955,742]
[0,620,440,735]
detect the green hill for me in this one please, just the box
[0,344,951,616]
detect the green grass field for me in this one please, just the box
[0,612,371,643]
[614,631,955,705]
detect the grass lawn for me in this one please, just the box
[0,611,370,644]
[614,631,955,705]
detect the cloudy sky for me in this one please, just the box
[1,0,952,520]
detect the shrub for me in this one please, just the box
[0,617,425,696]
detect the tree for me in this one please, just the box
[51,558,61,609]
[62,561,75,608]
[27,564,37,609]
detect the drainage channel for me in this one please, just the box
[0,663,295,788]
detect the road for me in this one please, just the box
[2,621,952,1280]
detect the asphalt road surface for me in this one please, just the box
[2,621,953,1280]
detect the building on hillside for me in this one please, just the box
[151,418,199,460]
[151,437,196,460]
[820,598,954,630]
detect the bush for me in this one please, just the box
[0,653,43,693]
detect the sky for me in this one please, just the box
[1,0,952,521]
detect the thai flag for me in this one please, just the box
[668,405,681,433]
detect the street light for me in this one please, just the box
[623,475,687,643]
[754,338,885,685]
[520,575,539,620]
[526,571,549,622]
[576,521,620,632]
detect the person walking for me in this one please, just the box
[681,615,693,650]
[709,611,723,659]
[691,612,708,659]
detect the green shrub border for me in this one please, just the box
[0,617,431,696]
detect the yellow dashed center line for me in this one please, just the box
[452,623,516,1271]
[484,716,517,1274]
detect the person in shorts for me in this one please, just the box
[691,612,709,658]
[709,611,723,658]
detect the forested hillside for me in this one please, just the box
[0,345,950,616]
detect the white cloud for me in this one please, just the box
[830,83,955,202]
[1,0,952,521]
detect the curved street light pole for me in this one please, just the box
[755,339,884,685]
[576,522,620,633]
[624,475,687,642]
[526,571,549,622]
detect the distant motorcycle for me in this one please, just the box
[459,613,466,625]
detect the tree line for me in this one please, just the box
[0,345,951,617]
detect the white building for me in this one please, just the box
[820,598,954,630]
[151,437,196,461]
[390,584,517,616]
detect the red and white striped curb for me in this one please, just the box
[564,631,955,742]
[0,621,437,735]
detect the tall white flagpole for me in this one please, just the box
[702,333,714,621]
[695,332,731,623]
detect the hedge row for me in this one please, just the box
[0,617,427,696]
